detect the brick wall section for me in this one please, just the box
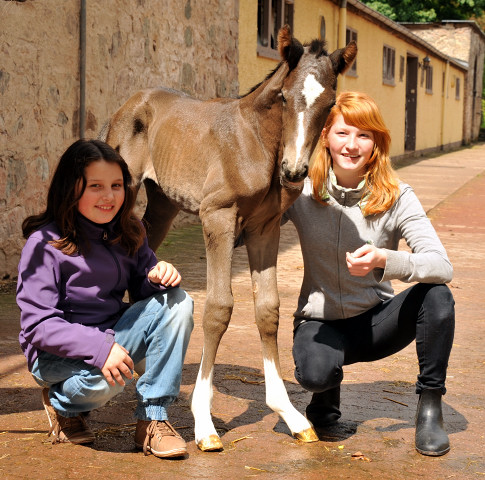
[0,0,239,279]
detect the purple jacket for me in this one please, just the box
[17,215,166,371]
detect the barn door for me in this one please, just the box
[405,55,418,151]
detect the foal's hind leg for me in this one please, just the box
[142,178,180,251]
[191,206,237,451]
[245,226,318,443]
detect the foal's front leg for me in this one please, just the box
[245,227,318,443]
[191,207,237,451]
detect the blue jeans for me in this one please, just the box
[31,288,194,420]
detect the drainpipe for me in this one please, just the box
[79,0,86,139]
[338,0,347,92]
[440,60,450,149]
[338,0,347,49]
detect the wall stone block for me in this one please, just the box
[1,0,239,278]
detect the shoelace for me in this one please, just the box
[142,421,179,455]
[49,415,89,444]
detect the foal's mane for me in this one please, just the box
[308,39,329,58]
[240,39,328,99]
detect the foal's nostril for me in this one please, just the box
[281,160,309,183]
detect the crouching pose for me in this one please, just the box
[17,139,194,459]
[283,92,455,456]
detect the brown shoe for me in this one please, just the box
[135,419,187,458]
[42,388,95,444]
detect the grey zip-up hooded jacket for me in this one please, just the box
[283,176,453,321]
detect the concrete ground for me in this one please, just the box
[1,142,484,479]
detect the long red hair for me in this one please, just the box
[310,91,400,216]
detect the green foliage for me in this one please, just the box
[362,0,485,22]
[364,2,398,20]
[482,99,485,129]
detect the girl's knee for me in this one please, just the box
[293,321,344,392]
[422,284,455,323]
[179,290,194,319]
[164,288,193,312]
[295,363,343,393]
[174,289,194,332]
[293,345,343,392]
[61,373,125,411]
[159,288,194,334]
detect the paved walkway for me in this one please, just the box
[393,145,485,213]
[1,143,484,479]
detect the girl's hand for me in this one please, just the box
[101,343,134,387]
[346,244,387,277]
[148,261,181,287]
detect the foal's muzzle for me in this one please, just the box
[280,159,308,187]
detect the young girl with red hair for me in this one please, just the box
[284,92,455,457]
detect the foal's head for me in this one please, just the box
[277,26,357,188]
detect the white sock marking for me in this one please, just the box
[263,357,312,434]
[191,362,218,443]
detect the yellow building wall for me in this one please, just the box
[340,11,465,156]
[341,14,407,156]
[440,65,465,147]
[238,0,340,95]
[293,0,340,50]
[239,0,276,95]
[238,1,466,157]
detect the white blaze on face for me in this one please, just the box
[303,73,325,107]
[294,112,305,168]
[292,74,326,170]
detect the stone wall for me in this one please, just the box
[0,0,239,279]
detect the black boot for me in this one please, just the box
[306,386,341,429]
[415,389,450,456]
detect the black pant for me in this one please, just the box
[292,283,455,395]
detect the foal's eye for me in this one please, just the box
[279,92,287,104]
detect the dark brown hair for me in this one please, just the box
[22,139,145,256]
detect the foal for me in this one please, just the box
[102,25,357,451]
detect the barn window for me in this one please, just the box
[257,0,294,60]
[346,28,358,75]
[320,16,326,40]
[425,65,433,94]
[455,77,461,100]
[383,45,395,85]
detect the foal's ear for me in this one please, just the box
[330,41,358,75]
[278,24,304,71]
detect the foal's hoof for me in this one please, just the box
[197,434,224,451]
[294,427,319,443]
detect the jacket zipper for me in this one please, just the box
[103,231,123,308]
[336,195,345,318]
